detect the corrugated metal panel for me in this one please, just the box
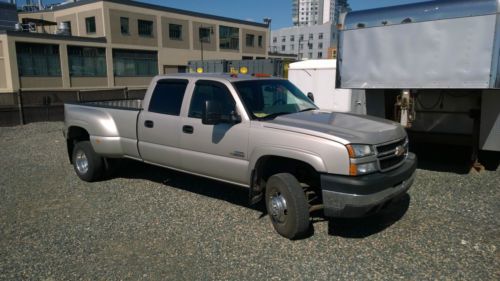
[339,14,497,89]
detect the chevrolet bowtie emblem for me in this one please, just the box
[395,145,406,157]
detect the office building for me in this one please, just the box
[0,0,269,93]
[292,0,335,26]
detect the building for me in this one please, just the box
[292,0,335,26]
[0,0,269,93]
[0,1,18,30]
[270,23,335,60]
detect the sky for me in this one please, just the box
[18,0,430,29]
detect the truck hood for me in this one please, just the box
[263,110,406,145]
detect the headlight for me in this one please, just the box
[350,162,378,176]
[346,144,374,158]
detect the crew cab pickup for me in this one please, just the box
[64,73,417,239]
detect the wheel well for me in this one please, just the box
[254,156,320,190]
[66,126,90,163]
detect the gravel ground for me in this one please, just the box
[0,122,499,280]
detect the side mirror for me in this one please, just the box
[202,100,222,125]
[307,92,315,102]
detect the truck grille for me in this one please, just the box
[375,137,408,172]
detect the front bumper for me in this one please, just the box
[321,153,417,217]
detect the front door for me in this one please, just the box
[179,80,250,185]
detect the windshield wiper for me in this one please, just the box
[259,112,291,120]
[299,107,317,112]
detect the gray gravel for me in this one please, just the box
[0,122,499,280]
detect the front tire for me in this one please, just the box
[265,173,310,239]
[72,141,104,182]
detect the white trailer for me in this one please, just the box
[336,0,500,168]
[288,59,366,114]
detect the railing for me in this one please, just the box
[0,87,147,127]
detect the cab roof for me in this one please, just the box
[155,73,280,83]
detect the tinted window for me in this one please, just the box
[188,81,235,119]
[148,80,188,115]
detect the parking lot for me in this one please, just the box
[0,122,498,280]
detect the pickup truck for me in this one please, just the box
[64,73,417,239]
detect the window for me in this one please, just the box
[63,21,71,35]
[308,43,313,50]
[317,52,323,58]
[188,81,235,119]
[233,79,316,119]
[113,49,158,76]
[85,17,96,34]
[258,35,263,47]
[120,17,129,35]
[318,42,323,49]
[308,52,313,58]
[281,36,286,42]
[149,79,188,116]
[16,43,61,76]
[290,35,294,42]
[309,33,313,40]
[138,19,153,37]
[318,33,323,39]
[68,46,106,76]
[199,27,212,43]
[273,37,277,43]
[169,24,182,40]
[299,34,304,41]
[299,44,303,50]
[281,45,285,51]
[290,44,295,51]
[246,34,255,47]
[219,26,239,50]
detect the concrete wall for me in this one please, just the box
[70,77,108,88]
[114,76,153,87]
[20,77,63,89]
[161,17,190,49]
[242,28,266,55]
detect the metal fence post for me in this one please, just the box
[124,87,129,99]
[17,89,24,125]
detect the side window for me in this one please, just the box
[188,81,236,119]
[148,79,188,115]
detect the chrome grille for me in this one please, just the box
[375,137,408,172]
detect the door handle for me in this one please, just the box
[144,120,154,128]
[182,125,194,134]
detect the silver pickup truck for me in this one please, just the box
[64,73,417,239]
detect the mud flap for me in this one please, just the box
[249,170,264,205]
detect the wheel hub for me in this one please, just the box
[75,150,89,174]
[269,192,288,223]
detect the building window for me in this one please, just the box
[246,34,255,47]
[113,49,158,76]
[85,17,96,34]
[318,42,323,49]
[120,17,129,35]
[138,20,153,37]
[318,33,323,39]
[219,25,239,50]
[62,21,71,35]
[309,33,313,40]
[318,51,323,58]
[290,35,294,42]
[258,35,263,47]
[308,52,313,58]
[308,43,313,50]
[299,44,303,50]
[273,37,277,43]
[281,36,286,42]
[68,46,106,77]
[16,43,61,76]
[169,24,182,40]
[281,45,285,51]
[299,34,304,41]
[290,44,295,51]
[199,27,212,43]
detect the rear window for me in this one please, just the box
[148,79,188,115]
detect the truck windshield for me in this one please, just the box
[233,79,317,120]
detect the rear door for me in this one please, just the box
[137,79,189,168]
[179,80,250,185]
